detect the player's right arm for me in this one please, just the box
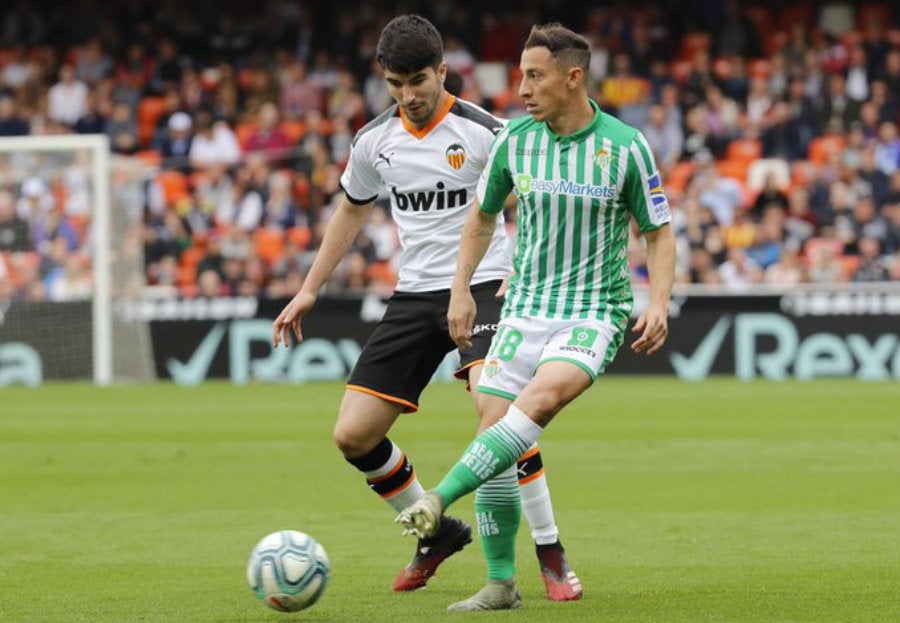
[273,196,372,347]
[448,125,514,350]
[448,204,499,350]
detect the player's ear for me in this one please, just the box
[567,66,583,90]
[437,61,447,84]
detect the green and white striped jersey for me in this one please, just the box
[476,99,670,323]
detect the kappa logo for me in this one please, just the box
[445,143,466,170]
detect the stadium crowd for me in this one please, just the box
[2,0,900,303]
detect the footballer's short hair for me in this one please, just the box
[376,14,444,74]
[524,23,591,74]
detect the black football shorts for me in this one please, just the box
[346,279,503,412]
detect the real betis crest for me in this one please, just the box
[593,148,611,170]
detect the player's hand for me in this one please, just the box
[495,275,510,299]
[272,290,317,348]
[631,303,669,356]
[448,289,477,351]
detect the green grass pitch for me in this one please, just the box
[2,378,899,622]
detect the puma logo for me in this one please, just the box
[377,151,394,167]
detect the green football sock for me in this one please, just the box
[435,413,535,508]
[474,466,521,581]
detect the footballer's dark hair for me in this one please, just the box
[376,14,444,74]
[524,23,591,74]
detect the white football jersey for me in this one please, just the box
[340,95,510,292]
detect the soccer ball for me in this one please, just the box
[246,530,330,612]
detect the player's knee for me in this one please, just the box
[522,387,567,420]
[332,424,373,459]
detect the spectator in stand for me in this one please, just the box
[197,268,225,298]
[641,104,682,175]
[750,171,789,219]
[845,45,870,103]
[682,108,715,162]
[877,49,900,104]
[245,101,291,163]
[148,39,186,96]
[0,47,34,91]
[882,202,900,254]
[160,111,194,172]
[47,64,88,128]
[784,186,819,247]
[362,60,391,117]
[73,91,107,134]
[327,70,366,129]
[115,43,153,101]
[853,237,888,281]
[212,63,242,123]
[704,85,739,154]
[180,68,209,114]
[279,60,322,120]
[807,242,845,283]
[874,121,900,176]
[105,100,139,154]
[264,170,300,230]
[815,73,860,135]
[765,243,805,285]
[719,248,763,292]
[45,255,91,301]
[712,0,762,59]
[189,110,241,170]
[0,93,29,136]
[75,38,112,85]
[0,188,30,252]
[694,152,744,226]
[600,52,647,114]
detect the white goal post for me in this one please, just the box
[0,134,155,386]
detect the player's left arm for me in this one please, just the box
[625,131,675,355]
[632,224,675,355]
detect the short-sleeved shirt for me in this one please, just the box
[477,99,671,324]
[340,95,510,292]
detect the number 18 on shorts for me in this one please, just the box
[476,316,624,400]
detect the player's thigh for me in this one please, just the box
[514,361,593,428]
[333,389,405,458]
[347,292,452,413]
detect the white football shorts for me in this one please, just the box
[476,315,624,401]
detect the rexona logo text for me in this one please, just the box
[515,173,617,200]
[670,313,900,381]
[391,182,466,212]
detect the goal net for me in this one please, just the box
[0,135,155,385]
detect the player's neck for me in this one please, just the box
[410,90,450,131]
[546,97,594,138]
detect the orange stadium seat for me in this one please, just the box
[254,228,286,266]
[366,261,398,288]
[726,138,763,164]
[137,97,167,148]
[234,122,258,150]
[664,161,696,193]
[808,136,847,164]
[858,3,890,30]
[156,170,190,206]
[680,32,711,61]
[716,159,750,182]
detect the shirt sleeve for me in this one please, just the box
[339,135,381,205]
[475,127,513,215]
[623,131,672,232]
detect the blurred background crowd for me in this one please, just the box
[2,0,900,304]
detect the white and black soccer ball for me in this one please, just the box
[246,530,330,612]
